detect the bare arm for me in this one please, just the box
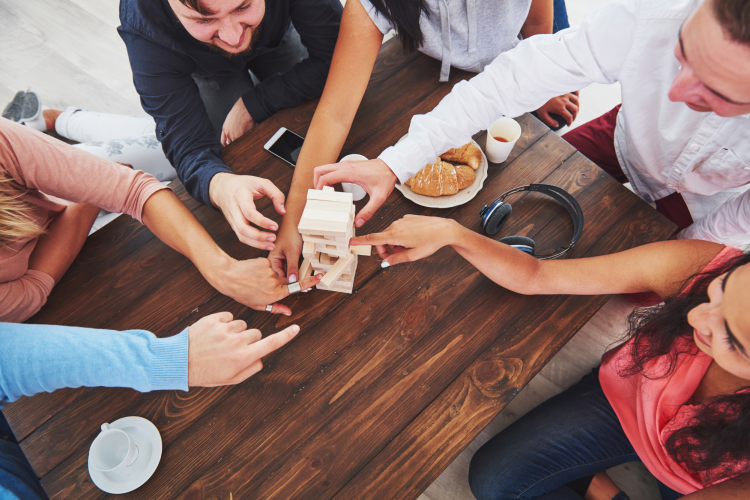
[141,190,319,315]
[520,0,554,39]
[351,215,725,299]
[27,203,101,283]
[269,0,384,279]
[682,474,750,499]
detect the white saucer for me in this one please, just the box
[394,134,489,209]
[88,417,162,494]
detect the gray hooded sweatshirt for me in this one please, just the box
[360,0,532,81]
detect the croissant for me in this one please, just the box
[455,165,476,189]
[405,158,459,197]
[440,143,482,170]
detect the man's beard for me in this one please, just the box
[204,21,263,59]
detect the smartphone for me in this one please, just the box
[264,127,305,167]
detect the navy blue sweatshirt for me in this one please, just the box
[118,0,342,207]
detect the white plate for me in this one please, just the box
[88,417,162,494]
[394,135,489,209]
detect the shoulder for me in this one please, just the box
[356,0,395,35]
[118,0,184,51]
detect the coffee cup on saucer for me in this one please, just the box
[88,417,162,494]
[339,154,368,201]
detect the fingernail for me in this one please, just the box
[269,224,278,231]
[291,325,300,334]
[381,262,390,268]
[267,246,274,251]
[289,274,297,283]
[267,236,275,242]
[356,219,365,226]
[303,288,312,292]
[284,312,291,316]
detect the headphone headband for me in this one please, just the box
[484,183,584,259]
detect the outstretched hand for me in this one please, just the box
[211,256,322,316]
[209,172,287,250]
[187,311,299,387]
[350,214,459,266]
[314,159,398,227]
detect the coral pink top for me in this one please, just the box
[600,245,744,494]
[0,119,168,323]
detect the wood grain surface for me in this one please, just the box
[5,40,675,499]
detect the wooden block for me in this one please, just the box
[305,199,352,214]
[306,235,349,249]
[306,188,353,204]
[320,255,354,287]
[299,258,312,280]
[302,241,316,259]
[351,245,371,256]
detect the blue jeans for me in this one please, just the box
[468,370,683,500]
[0,411,47,500]
[552,0,570,33]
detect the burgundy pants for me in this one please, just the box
[562,104,693,232]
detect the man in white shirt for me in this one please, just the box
[314,0,750,248]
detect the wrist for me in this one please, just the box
[444,219,466,248]
[196,246,235,290]
[209,172,233,209]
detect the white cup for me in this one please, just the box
[90,423,139,473]
[339,154,368,201]
[486,117,522,163]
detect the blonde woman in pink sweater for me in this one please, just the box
[0,119,320,323]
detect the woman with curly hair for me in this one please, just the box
[352,215,750,499]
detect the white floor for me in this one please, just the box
[0,1,662,499]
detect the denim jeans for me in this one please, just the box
[552,0,570,33]
[468,369,683,500]
[0,411,48,500]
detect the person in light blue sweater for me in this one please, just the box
[0,312,301,499]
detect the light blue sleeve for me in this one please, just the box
[0,323,189,409]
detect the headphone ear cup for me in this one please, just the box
[498,236,536,256]
[482,202,512,235]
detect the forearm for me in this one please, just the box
[141,190,230,283]
[446,223,545,294]
[280,0,382,230]
[27,203,101,283]
[0,323,188,407]
[521,0,553,38]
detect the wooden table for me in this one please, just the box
[6,40,675,499]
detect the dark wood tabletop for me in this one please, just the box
[6,39,675,499]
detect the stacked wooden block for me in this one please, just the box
[297,187,371,294]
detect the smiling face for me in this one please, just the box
[687,262,750,381]
[167,0,265,56]
[668,0,750,116]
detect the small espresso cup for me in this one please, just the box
[339,154,369,201]
[486,117,522,163]
[90,423,139,473]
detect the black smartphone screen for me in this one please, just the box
[268,129,305,167]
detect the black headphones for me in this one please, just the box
[480,184,584,260]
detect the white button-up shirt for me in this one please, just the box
[379,0,750,247]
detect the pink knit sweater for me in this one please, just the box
[0,119,168,322]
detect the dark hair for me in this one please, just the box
[620,251,750,484]
[368,0,428,53]
[712,0,750,45]
[178,0,214,16]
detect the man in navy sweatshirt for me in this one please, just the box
[119,0,342,250]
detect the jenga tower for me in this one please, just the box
[297,187,371,294]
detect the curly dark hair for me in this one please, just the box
[620,251,750,484]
